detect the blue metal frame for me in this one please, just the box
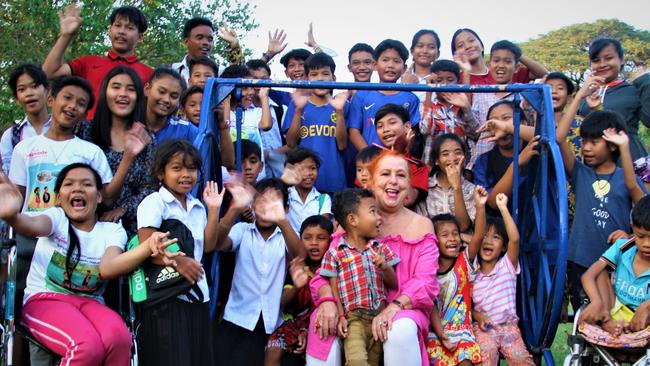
[197,78,569,364]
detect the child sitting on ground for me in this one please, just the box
[580,195,650,346]
[321,188,400,366]
[472,194,534,365]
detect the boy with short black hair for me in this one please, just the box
[172,17,243,83]
[348,39,421,150]
[470,40,533,165]
[283,147,332,234]
[580,195,650,336]
[280,49,313,81]
[355,146,382,189]
[7,76,117,351]
[420,60,478,166]
[284,52,348,194]
[321,188,399,366]
[239,139,265,185]
[373,104,429,207]
[43,5,153,119]
[556,80,647,311]
[188,57,219,87]
[213,178,305,365]
[1,64,51,175]
[348,43,375,83]
[180,86,204,125]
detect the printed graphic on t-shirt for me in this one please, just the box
[27,162,65,212]
[591,180,612,229]
[230,126,263,150]
[45,236,102,296]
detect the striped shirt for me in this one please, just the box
[472,256,519,325]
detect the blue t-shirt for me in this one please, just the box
[269,89,291,108]
[283,101,348,193]
[154,116,199,145]
[568,159,647,267]
[473,148,513,191]
[348,90,420,147]
[601,238,650,309]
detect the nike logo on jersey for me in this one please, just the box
[364,104,375,111]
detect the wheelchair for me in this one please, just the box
[564,305,650,366]
[0,229,139,366]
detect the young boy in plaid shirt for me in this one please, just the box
[320,188,399,366]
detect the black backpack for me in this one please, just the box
[131,219,204,307]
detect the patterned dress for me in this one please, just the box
[427,249,481,366]
[76,121,156,237]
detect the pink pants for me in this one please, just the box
[473,321,534,366]
[22,292,131,366]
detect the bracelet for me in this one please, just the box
[315,296,337,308]
[391,299,405,310]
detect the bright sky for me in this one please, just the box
[240,0,650,81]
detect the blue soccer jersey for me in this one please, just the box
[284,101,348,193]
[347,90,421,146]
[154,116,199,145]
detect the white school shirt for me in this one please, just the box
[0,116,51,175]
[136,186,209,302]
[24,207,127,303]
[287,187,332,234]
[223,222,288,334]
[8,135,113,213]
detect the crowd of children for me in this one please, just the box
[0,3,649,366]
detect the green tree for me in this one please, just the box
[0,0,257,132]
[520,19,650,86]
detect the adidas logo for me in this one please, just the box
[156,266,180,284]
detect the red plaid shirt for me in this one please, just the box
[320,236,399,313]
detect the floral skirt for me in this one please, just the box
[427,324,481,366]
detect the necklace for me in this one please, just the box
[45,136,74,164]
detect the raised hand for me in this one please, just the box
[495,192,508,209]
[254,189,287,224]
[0,172,23,220]
[305,23,318,49]
[474,186,489,207]
[453,51,471,73]
[577,74,605,109]
[280,163,303,186]
[266,29,288,58]
[445,156,464,191]
[289,257,309,289]
[518,136,541,165]
[328,92,348,111]
[291,91,310,110]
[202,181,225,210]
[58,3,82,36]
[439,92,470,109]
[217,26,239,47]
[226,180,254,211]
[258,87,270,100]
[478,119,512,142]
[369,245,387,270]
[602,128,629,147]
[401,71,419,84]
[124,122,151,158]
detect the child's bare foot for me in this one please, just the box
[601,319,624,337]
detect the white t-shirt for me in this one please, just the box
[0,116,51,175]
[136,186,209,303]
[224,222,288,334]
[8,135,113,213]
[287,187,332,234]
[24,207,127,303]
